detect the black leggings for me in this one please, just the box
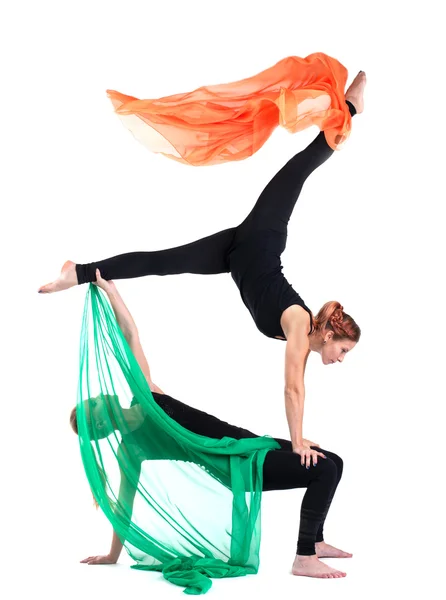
[76,102,356,284]
[155,393,344,557]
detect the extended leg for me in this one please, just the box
[76,228,236,284]
[236,101,357,236]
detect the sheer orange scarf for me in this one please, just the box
[107,53,351,166]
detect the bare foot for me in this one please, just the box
[316,541,353,559]
[345,70,367,114]
[292,554,346,579]
[38,260,78,294]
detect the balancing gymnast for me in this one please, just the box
[72,270,352,579]
[40,71,366,469]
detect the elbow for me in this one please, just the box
[125,327,139,343]
[284,385,305,402]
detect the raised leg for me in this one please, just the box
[236,101,357,237]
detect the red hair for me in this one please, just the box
[70,406,78,434]
[313,301,361,342]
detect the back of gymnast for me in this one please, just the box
[70,272,353,579]
[42,72,366,471]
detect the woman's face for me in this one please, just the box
[321,336,356,365]
[84,396,116,439]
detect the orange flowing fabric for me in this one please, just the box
[107,52,351,167]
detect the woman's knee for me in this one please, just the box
[329,452,343,477]
[319,449,343,480]
[316,455,338,486]
[320,450,344,483]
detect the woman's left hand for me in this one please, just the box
[80,554,118,565]
[92,268,115,293]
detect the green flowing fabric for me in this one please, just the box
[77,285,280,594]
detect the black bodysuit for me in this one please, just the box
[76,102,356,339]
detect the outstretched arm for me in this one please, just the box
[285,327,325,466]
[94,269,165,394]
[284,328,308,450]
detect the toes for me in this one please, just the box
[39,282,56,293]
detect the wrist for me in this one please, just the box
[107,553,119,563]
[108,546,122,560]
[106,285,116,295]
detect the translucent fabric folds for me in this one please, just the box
[77,285,280,594]
[106,52,351,166]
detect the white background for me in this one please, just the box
[2,0,444,598]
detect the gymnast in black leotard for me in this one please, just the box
[40,72,366,470]
[70,273,352,579]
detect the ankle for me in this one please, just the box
[296,553,317,562]
[345,99,357,116]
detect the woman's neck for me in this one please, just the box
[118,405,145,433]
[308,331,324,353]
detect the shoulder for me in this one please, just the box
[281,305,311,337]
[284,311,311,358]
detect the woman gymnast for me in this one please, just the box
[72,270,352,579]
[41,71,366,469]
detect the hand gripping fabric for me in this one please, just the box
[77,284,280,594]
[107,52,352,166]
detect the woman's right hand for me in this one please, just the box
[92,268,116,294]
[80,554,118,565]
[293,444,326,468]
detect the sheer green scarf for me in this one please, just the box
[76,285,279,594]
